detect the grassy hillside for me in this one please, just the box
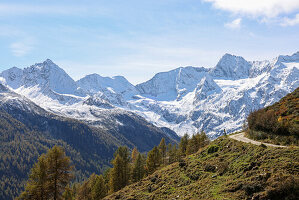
[247,87,299,145]
[104,137,299,200]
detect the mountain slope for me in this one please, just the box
[0,84,179,200]
[247,86,299,145]
[104,137,299,200]
[0,52,298,138]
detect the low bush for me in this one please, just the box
[207,145,219,154]
[264,176,299,200]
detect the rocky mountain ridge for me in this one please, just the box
[1,51,298,137]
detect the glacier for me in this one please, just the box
[1,52,298,138]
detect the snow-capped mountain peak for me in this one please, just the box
[23,59,78,95]
[211,53,251,80]
[0,66,23,89]
[275,51,299,65]
[1,59,79,96]
[136,66,209,101]
[77,73,137,95]
[1,51,298,138]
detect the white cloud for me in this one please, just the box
[225,18,242,29]
[10,40,35,57]
[281,13,299,26]
[203,0,299,18]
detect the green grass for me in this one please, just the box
[104,137,299,200]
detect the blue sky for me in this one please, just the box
[0,0,299,84]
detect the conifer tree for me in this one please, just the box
[62,185,73,200]
[179,134,189,156]
[146,146,161,174]
[167,143,179,164]
[167,143,173,164]
[109,154,124,193]
[131,147,139,164]
[186,134,198,155]
[198,130,210,148]
[158,138,167,165]
[46,146,73,200]
[91,175,107,199]
[76,179,92,200]
[132,153,146,182]
[17,146,73,200]
[113,146,130,188]
[171,144,179,163]
[18,155,49,200]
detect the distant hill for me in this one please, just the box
[104,137,299,200]
[247,86,299,145]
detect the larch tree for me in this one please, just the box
[132,153,146,182]
[168,143,179,164]
[131,147,139,164]
[17,155,49,200]
[186,134,198,155]
[179,134,189,156]
[46,146,73,200]
[146,146,161,174]
[91,175,107,200]
[62,185,73,200]
[197,130,210,148]
[113,146,130,188]
[158,138,167,165]
[109,154,124,193]
[17,146,73,200]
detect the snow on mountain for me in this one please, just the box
[194,75,222,102]
[77,74,138,97]
[275,51,299,65]
[0,67,23,89]
[1,51,298,138]
[210,53,251,79]
[136,66,209,101]
[77,73,138,106]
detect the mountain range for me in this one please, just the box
[0,81,179,199]
[1,52,298,138]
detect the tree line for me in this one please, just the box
[18,131,210,199]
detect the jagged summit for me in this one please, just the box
[136,66,209,101]
[210,53,251,79]
[3,59,79,96]
[77,73,138,100]
[275,51,299,65]
[0,67,23,89]
[0,51,298,137]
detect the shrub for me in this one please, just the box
[265,176,299,200]
[207,145,219,154]
[242,183,262,195]
[204,164,216,172]
[248,109,280,134]
[217,162,229,175]
[260,143,267,148]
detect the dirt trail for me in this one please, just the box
[229,132,287,148]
